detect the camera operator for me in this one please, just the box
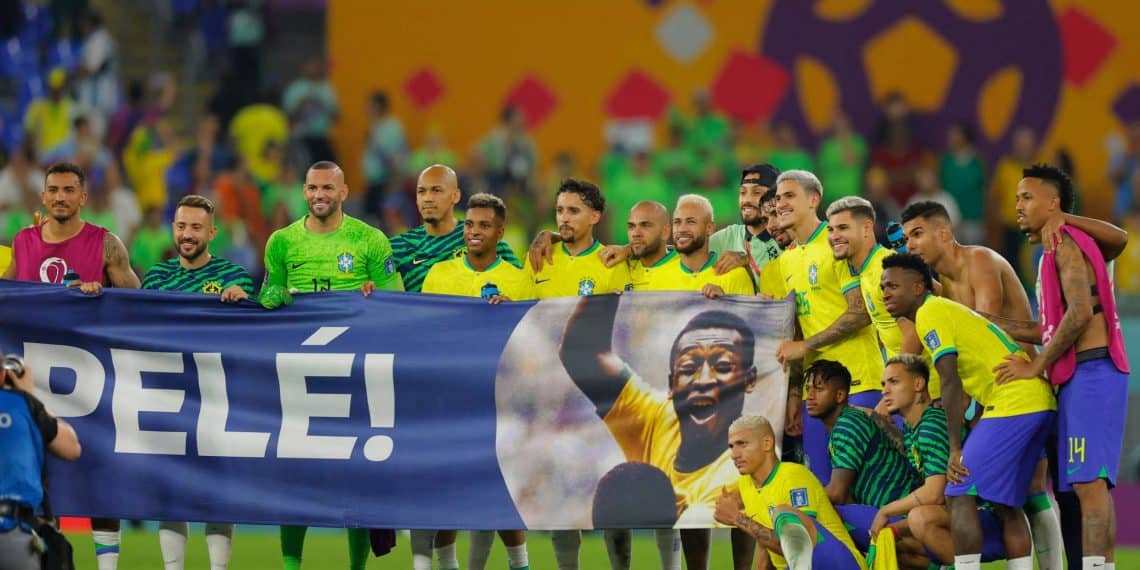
[0,350,81,569]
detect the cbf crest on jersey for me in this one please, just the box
[790,488,808,508]
[202,281,223,294]
[924,330,941,351]
[578,277,596,296]
[807,263,819,287]
[337,252,355,273]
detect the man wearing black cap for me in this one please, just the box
[708,164,783,288]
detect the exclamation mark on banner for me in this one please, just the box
[363,354,396,461]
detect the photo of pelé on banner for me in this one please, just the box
[495,292,793,530]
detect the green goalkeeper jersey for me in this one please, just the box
[263,214,404,293]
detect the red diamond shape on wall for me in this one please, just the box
[503,75,558,129]
[710,51,790,123]
[1058,8,1117,87]
[605,70,671,120]
[404,68,444,109]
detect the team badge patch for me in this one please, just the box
[337,252,355,273]
[202,281,223,294]
[384,257,395,275]
[924,330,941,350]
[578,277,596,296]
[808,263,819,286]
[790,488,808,508]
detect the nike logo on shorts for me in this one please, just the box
[1066,465,1082,475]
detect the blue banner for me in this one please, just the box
[0,281,793,529]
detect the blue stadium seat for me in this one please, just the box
[1,38,38,79]
[46,40,82,71]
[19,3,52,47]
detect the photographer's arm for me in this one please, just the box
[48,418,80,460]
[9,366,81,460]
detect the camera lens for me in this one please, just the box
[3,355,25,378]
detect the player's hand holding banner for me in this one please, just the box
[0,281,792,530]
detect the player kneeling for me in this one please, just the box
[715,415,864,569]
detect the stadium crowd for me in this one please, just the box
[0,2,1135,570]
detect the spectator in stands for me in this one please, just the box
[692,150,736,229]
[864,166,900,244]
[817,111,867,205]
[654,124,696,195]
[214,155,268,250]
[129,206,172,276]
[227,0,265,90]
[229,92,288,184]
[988,125,1038,267]
[907,165,961,229]
[767,121,813,174]
[189,114,234,195]
[123,114,181,213]
[283,55,339,163]
[607,149,671,243]
[938,122,985,244]
[362,91,407,226]
[0,146,43,241]
[108,80,146,155]
[1110,121,1140,220]
[76,9,118,133]
[479,105,537,199]
[407,127,457,175]
[870,119,929,208]
[679,89,729,151]
[23,68,78,162]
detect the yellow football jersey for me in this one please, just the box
[758,253,787,299]
[916,296,1055,418]
[604,372,740,525]
[629,250,678,291]
[524,240,632,298]
[737,461,864,569]
[644,252,756,295]
[780,223,884,393]
[421,256,536,300]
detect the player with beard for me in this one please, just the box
[770,170,884,486]
[708,164,782,287]
[141,194,250,569]
[645,195,754,298]
[390,164,520,293]
[4,161,138,570]
[900,200,1126,569]
[262,161,403,570]
[560,294,759,570]
[988,165,1130,570]
[625,200,677,291]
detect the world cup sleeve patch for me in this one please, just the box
[790,488,808,508]
[385,257,395,275]
[924,330,941,351]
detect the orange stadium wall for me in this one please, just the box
[329,0,1140,221]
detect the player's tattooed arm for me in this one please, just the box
[103,231,140,288]
[803,285,871,351]
[868,411,907,455]
[559,295,627,417]
[1031,236,1094,370]
[977,311,1043,345]
[734,515,779,550]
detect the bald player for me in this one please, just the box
[901,200,1126,569]
[626,200,678,292]
[390,164,521,293]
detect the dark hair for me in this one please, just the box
[825,196,876,223]
[1022,163,1075,214]
[557,178,606,213]
[126,79,144,103]
[72,115,89,130]
[741,163,780,188]
[881,253,935,293]
[804,359,851,392]
[591,462,678,528]
[759,188,778,208]
[950,121,976,145]
[177,194,216,216]
[370,91,390,110]
[885,353,930,384]
[670,311,756,371]
[900,200,951,225]
[467,192,506,222]
[45,162,86,187]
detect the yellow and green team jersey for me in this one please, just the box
[737,462,864,569]
[780,223,883,393]
[524,240,632,298]
[916,295,1056,418]
[853,246,941,398]
[604,371,739,524]
[629,250,678,291]
[644,252,756,295]
[263,214,404,293]
[758,253,788,299]
[421,256,536,301]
